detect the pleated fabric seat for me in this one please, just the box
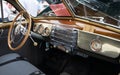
[0,53,45,75]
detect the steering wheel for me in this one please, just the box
[8,11,31,50]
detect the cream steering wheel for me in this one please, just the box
[8,11,31,50]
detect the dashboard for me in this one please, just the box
[33,22,120,63]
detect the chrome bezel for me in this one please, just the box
[90,38,102,52]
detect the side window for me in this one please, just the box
[0,0,18,22]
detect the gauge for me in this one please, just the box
[42,27,50,36]
[90,39,102,52]
[33,24,38,32]
[37,24,44,34]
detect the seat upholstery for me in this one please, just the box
[0,53,45,75]
[0,53,20,64]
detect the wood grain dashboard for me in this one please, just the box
[33,19,120,40]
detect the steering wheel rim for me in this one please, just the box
[8,11,31,50]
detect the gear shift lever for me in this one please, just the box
[29,32,38,46]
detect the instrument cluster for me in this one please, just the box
[33,23,52,36]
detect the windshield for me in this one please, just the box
[67,0,120,27]
[19,0,71,17]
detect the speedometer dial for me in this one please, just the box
[38,24,44,34]
[90,39,102,52]
[33,24,38,32]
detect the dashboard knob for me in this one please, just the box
[33,42,38,46]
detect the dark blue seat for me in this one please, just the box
[0,53,45,75]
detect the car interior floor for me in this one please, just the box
[37,48,120,75]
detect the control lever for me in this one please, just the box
[29,32,38,46]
